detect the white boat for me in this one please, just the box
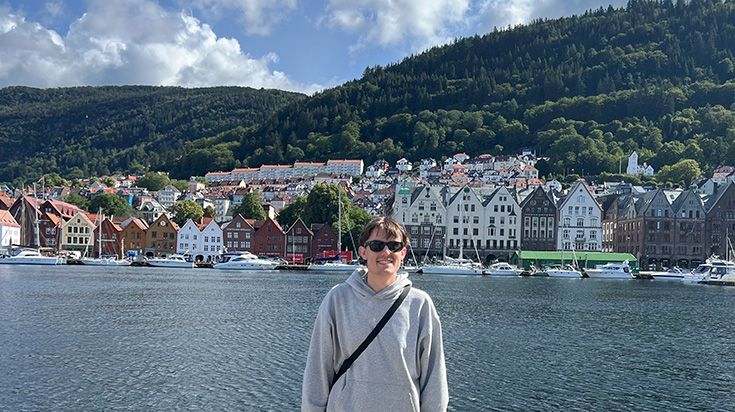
[584,261,633,279]
[542,264,582,278]
[651,267,686,281]
[308,261,363,272]
[80,256,131,266]
[0,249,66,265]
[485,262,519,276]
[147,254,194,268]
[420,262,484,275]
[213,252,279,270]
[691,255,735,285]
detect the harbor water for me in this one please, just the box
[1,265,733,411]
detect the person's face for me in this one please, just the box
[358,228,407,277]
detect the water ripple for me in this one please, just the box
[1,266,734,411]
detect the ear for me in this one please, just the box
[358,245,367,260]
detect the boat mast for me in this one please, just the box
[33,183,41,249]
[97,208,103,258]
[459,188,464,260]
[337,193,342,254]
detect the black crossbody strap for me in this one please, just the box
[330,285,411,390]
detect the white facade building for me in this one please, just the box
[396,158,413,172]
[177,218,223,262]
[556,181,602,251]
[482,186,521,253]
[156,184,181,210]
[0,210,21,248]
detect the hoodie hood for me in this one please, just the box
[345,268,412,300]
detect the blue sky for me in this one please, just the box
[0,0,626,94]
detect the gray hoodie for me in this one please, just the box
[302,269,448,412]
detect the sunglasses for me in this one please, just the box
[364,240,405,252]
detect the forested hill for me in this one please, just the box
[235,0,735,179]
[0,86,304,183]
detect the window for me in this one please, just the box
[411,226,419,235]
[473,216,479,224]
[473,228,478,236]
[453,228,458,235]
[422,226,431,235]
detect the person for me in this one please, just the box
[302,216,448,412]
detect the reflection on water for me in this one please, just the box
[1,266,734,411]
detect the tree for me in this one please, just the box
[277,196,307,229]
[233,192,266,220]
[171,179,189,192]
[63,192,90,211]
[303,184,347,226]
[655,159,702,187]
[100,176,117,187]
[137,172,170,191]
[89,193,132,216]
[172,200,204,226]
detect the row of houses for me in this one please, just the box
[393,179,735,269]
[4,196,342,262]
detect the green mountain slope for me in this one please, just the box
[0,86,304,183]
[235,0,735,178]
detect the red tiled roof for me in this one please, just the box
[0,210,19,228]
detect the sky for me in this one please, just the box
[0,0,627,94]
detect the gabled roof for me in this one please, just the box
[0,210,19,228]
[704,180,735,212]
[287,218,314,235]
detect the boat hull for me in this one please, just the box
[0,256,65,265]
[585,270,633,279]
[147,260,194,268]
[213,262,278,270]
[485,270,518,276]
[420,265,483,275]
[80,258,131,266]
[545,270,582,278]
[308,263,362,272]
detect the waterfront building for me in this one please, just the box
[392,185,446,258]
[144,214,179,257]
[704,181,735,260]
[670,189,706,268]
[285,218,312,263]
[60,211,95,253]
[93,216,124,258]
[222,214,256,253]
[481,185,521,260]
[251,217,285,257]
[0,210,21,248]
[309,223,339,258]
[119,217,148,255]
[520,186,557,251]
[556,180,602,251]
[177,217,223,262]
[604,187,706,270]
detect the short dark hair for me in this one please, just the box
[358,216,410,246]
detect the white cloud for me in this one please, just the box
[0,0,319,93]
[179,0,298,35]
[324,0,471,53]
[474,0,628,31]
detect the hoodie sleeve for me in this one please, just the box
[302,295,336,412]
[418,296,449,411]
